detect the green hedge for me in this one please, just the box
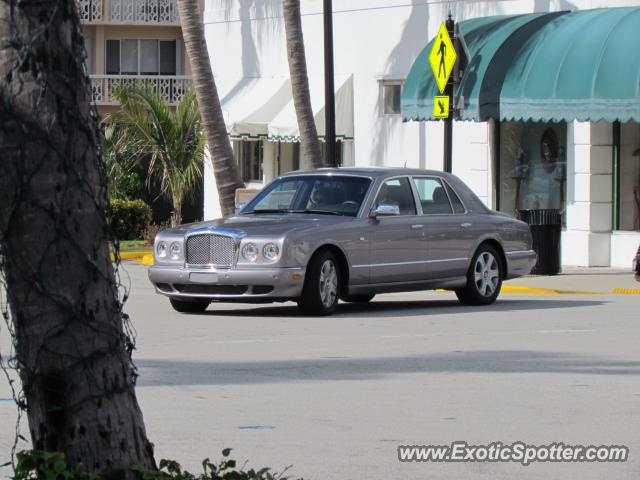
[108,199,153,240]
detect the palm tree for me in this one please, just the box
[108,87,205,227]
[283,0,323,169]
[102,123,144,200]
[176,0,244,217]
[0,1,154,476]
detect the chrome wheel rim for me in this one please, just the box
[474,252,500,297]
[319,259,338,308]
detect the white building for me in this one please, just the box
[203,0,640,268]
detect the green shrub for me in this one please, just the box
[108,198,153,240]
[10,449,300,480]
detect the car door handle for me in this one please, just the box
[460,222,472,228]
[411,224,425,230]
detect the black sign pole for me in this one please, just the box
[443,14,455,173]
[323,0,337,167]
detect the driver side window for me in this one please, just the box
[375,177,417,215]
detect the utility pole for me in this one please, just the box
[443,14,455,173]
[323,0,337,167]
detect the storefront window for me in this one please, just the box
[619,122,640,231]
[498,121,567,220]
[234,140,263,183]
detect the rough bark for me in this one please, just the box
[176,0,244,217]
[171,196,182,227]
[283,0,323,169]
[0,1,155,476]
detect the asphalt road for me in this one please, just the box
[1,262,639,479]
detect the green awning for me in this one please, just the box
[500,7,640,123]
[402,7,640,123]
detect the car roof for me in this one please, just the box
[281,167,453,179]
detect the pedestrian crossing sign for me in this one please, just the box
[433,95,450,119]
[429,22,457,94]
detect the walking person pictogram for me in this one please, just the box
[437,33,446,78]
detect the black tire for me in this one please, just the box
[298,250,341,315]
[455,245,503,306]
[170,297,210,313]
[341,294,375,304]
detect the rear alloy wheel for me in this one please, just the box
[455,245,502,306]
[170,297,210,313]
[298,250,341,315]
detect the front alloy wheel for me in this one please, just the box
[456,245,503,305]
[298,250,341,315]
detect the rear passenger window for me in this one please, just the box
[412,177,453,215]
[444,181,465,214]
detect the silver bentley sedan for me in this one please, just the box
[148,168,536,315]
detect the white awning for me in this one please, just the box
[220,75,354,142]
[268,74,354,142]
[220,77,291,139]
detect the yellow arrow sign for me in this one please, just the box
[429,22,457,94]
[433,95,450,119]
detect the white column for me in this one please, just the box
[262,141,277,183]
[562,121,613,266]
[452,121,491,207]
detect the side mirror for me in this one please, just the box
[371,202,400,217]
[235,203,246,214]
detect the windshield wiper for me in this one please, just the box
[246,208,348,216]
[290,209,347,216]
[245,209,292,214]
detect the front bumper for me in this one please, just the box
[148,265,306,301]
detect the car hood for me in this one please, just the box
[162,214,355,238]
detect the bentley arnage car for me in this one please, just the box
[148,168,536,315]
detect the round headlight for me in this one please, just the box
[156,241,167,258]
[241,242,260,262]
[170,242,182,259]
[262,243,280,261]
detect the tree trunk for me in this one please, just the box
[283,0,323,169]
[176,0,244,217]
[0,1,155,477]
[171,195,183,227]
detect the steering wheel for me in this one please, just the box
[341,201,359,209]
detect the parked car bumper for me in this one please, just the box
[505,249,537,279]
[148,265,306,300]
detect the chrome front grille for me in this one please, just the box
[186,234,235,267]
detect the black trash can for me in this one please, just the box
[518,209,562,275]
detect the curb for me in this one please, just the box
[611,288,640,295]
[110,251,152,262]
[140,254,154,266]
[501,285,601,295]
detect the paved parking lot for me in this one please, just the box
[2,262,640,479]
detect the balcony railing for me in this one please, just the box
[77,0,103,21]
[77,0,180,24]
[90,75,193,105]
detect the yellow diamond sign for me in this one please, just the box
[433,95,450,119]
[429,22,457,94]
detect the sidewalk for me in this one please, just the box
[504,267,640,294]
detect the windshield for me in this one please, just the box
[242,175,372,217]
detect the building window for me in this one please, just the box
[381,81,402,115]
[618,121,640,231]
[234,140,263,183]
[105,39,177,75]
[498,121,567,220]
